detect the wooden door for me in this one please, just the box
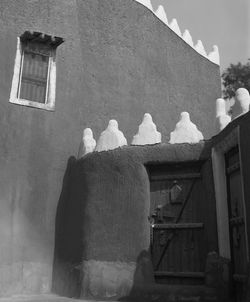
[225,147,248,301]
[148,162,208,285]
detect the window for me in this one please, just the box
[9,31,63,111]
[20,47,50,104]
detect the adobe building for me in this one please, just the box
[1,0,242,301]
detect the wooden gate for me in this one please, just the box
[225,146,248,301]
[148,161,210,285]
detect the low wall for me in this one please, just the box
[53,142,216,299]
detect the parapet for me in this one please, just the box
[76,87,250,156]
[135,0,220,65]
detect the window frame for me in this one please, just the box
[9,36,57,111]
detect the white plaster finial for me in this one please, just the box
[208,45,220,65]
[155,5,168,25]
[135,0,153,11]
[182,29,194,47]
[95,120,127,152]
[216,98,227,118]
[131,113,162,145]
[235,88,250,115]
[194,40,207,58]
[169,18,182,37]
[216,98,231,132]
[78,128,96,158]
[169,112,204,144]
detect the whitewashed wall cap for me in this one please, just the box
[132,113,161,145]
[169,18,182,37]
[194,40,207,58]
[135,0,153,10]
[95,120,127,152]
[235,87,250,99]
[216,98,227,117]
[215,99,231,132]
[216,115,231,132]
[169,112,204,144]
[182,29,194,47]
[208,45,220,65]
[235,88,250,115]
[155,5,168,25]
[78,128,96,158]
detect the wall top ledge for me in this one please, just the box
[77,140,212,167]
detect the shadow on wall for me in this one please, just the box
[52,156,85,298]
[118,249,155,302]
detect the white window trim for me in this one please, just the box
[9,37,56,111]
[212,126,249,261]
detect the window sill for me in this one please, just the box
[9,98,55,111]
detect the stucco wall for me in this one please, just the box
[0,0,221,296]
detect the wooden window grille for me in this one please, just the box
[19,48,50,104]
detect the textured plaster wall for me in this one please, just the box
[0,0,220,296]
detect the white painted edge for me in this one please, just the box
[9,37,22,105]
[134,1,220,66]
[208,45,220,65]
[9,38,56,111]
[155,5,168,25]
[169,18,182,37]
[135,0,153,11]
[194,40,207,58]
[216,98,232,132]
[211,126,239,259]
[48,52,57,110]
[182,29,194,48]
[212,148,231,259]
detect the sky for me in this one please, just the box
[144,0,249,72]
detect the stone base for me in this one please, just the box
[80,260,136,299]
